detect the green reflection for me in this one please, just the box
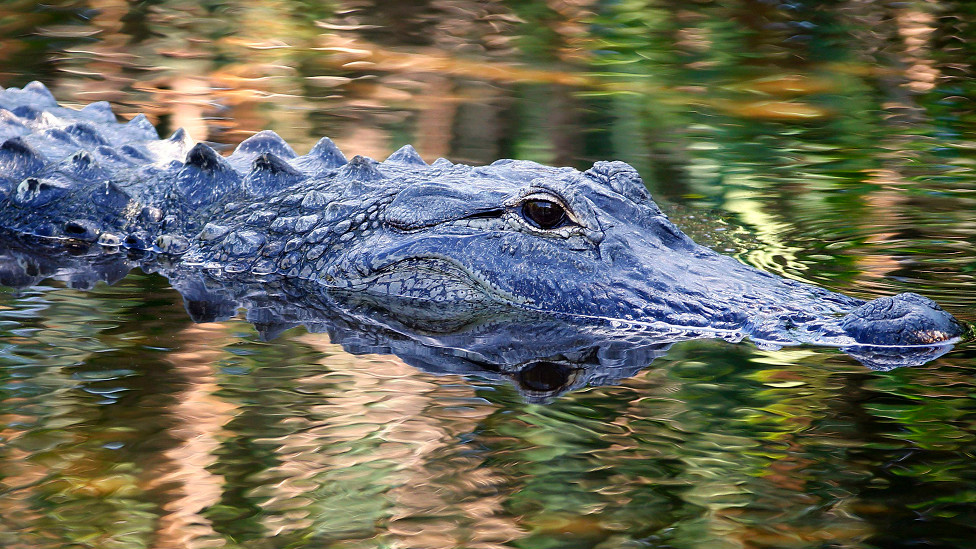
[1,0,975,548]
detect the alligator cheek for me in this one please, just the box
[355,259,501,302]
[840,292,965,346]
[331,257,520,329]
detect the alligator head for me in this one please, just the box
[327,155,964,349]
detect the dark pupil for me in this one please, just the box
[523,199,566,229]
[516,361,574,392]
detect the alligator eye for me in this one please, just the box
[521,199,567,230]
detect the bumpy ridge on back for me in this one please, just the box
[0,81,404,249]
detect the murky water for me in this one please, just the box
[2,1,976,548]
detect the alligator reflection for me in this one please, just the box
[0,236,958,401]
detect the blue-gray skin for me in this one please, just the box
[0,82,965,349]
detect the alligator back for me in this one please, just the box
[0,81,361,252]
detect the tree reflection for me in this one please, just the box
[1,0,975,547]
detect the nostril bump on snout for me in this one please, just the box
[841,292,964,346]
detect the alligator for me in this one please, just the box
[0,81,966,358]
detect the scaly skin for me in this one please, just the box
[0,82,965,349]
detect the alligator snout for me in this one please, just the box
[840,292,964,346]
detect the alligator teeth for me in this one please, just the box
[233,130,297,160]
[156,234,190,255]
[97,233,121,247]
[384,144,427,166]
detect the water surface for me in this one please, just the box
[1,1,975,548]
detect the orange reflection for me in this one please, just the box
[142,323,239,549]
[285,333,525,548]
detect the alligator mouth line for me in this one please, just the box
[334,255,750,341]
[333,255,531,307]
[330,257,968,350]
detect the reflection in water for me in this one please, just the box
[0,231,971,546]
[0,238,959,395]
[0,233,970,548]
[1,0,976,548]
[145,323,238,547]
[0,266,973,547]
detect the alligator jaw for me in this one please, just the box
[327,256,528,330]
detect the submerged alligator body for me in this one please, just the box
[0,81,965,354]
